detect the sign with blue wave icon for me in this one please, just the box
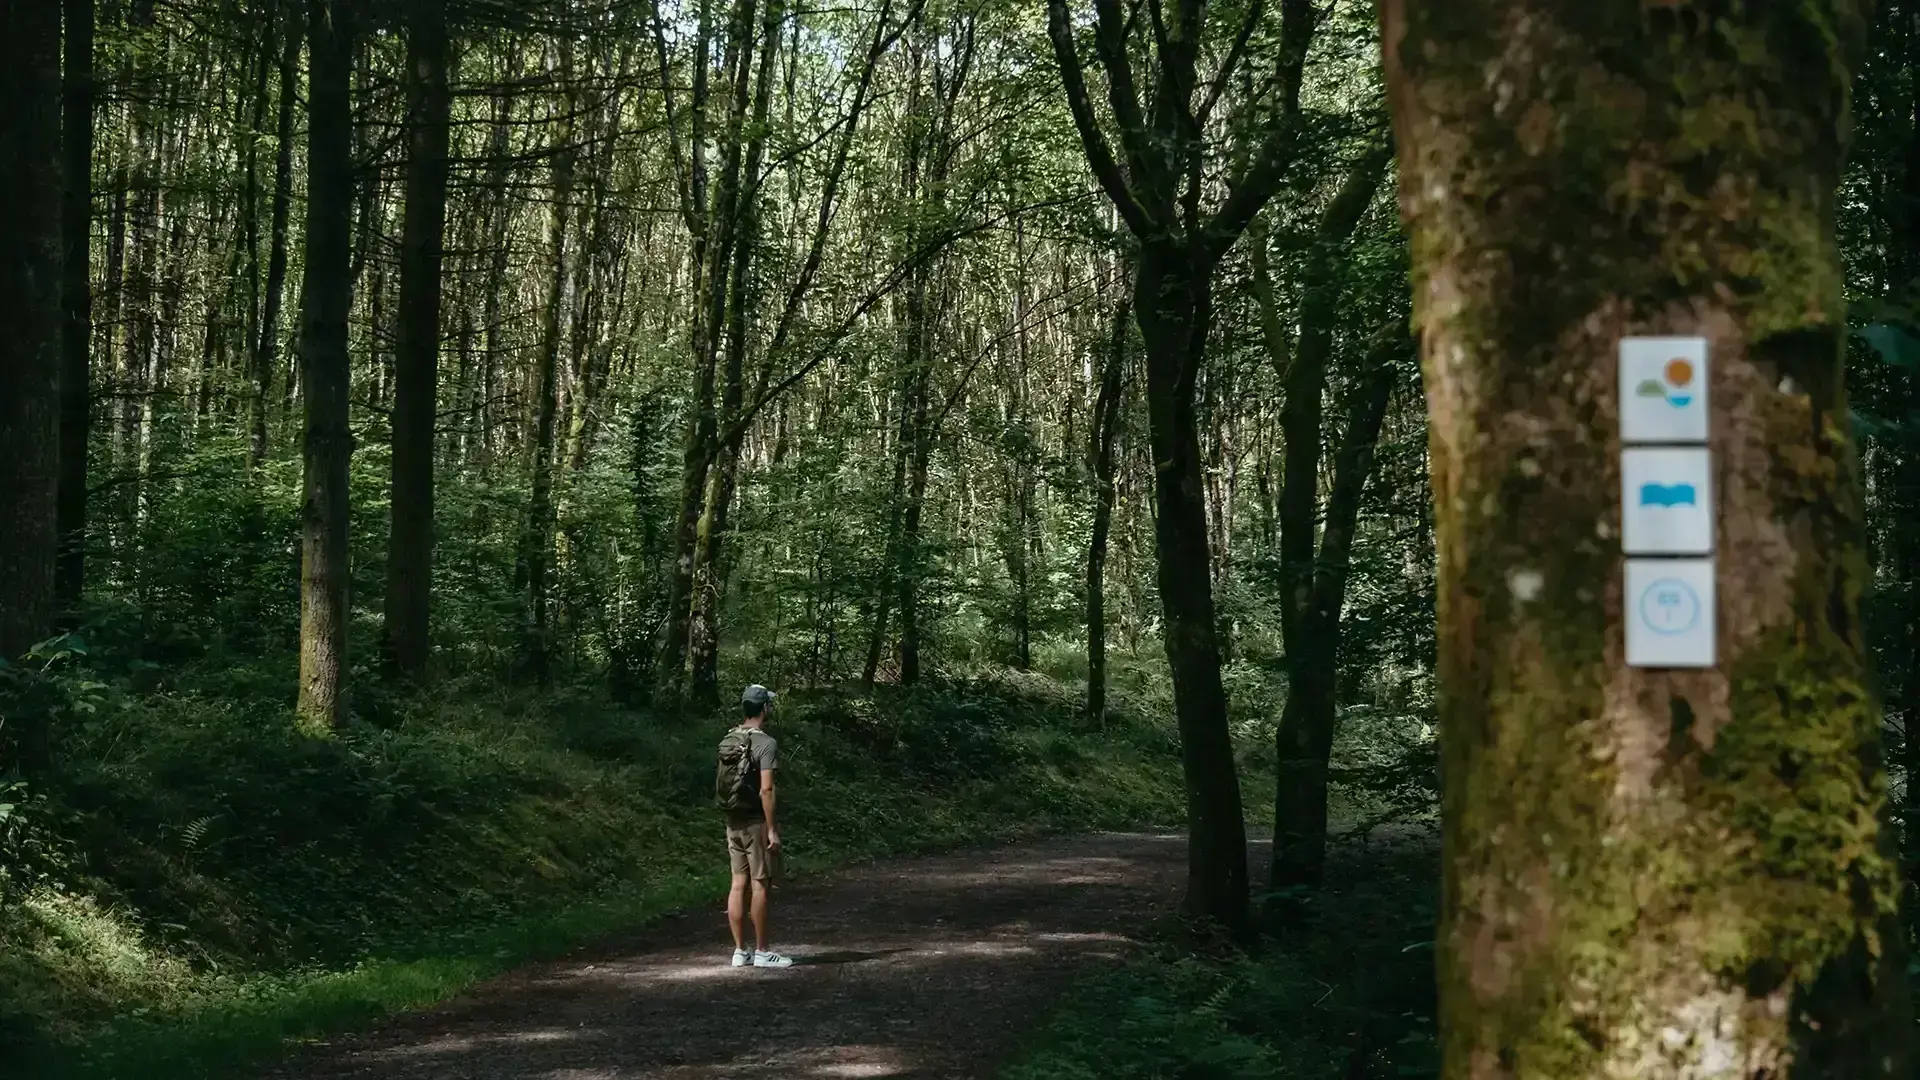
[1638,483,1697,508]
[1621,448,1713,554]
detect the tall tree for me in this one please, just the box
[295,0,357,731]
[519,31,578,685]
[384,0,451,680]
[1268,138,1395,892]
[0,0,63,661]
[1381,1,1911,1074]
[1046,0,1318,934]
[56,0,96,621]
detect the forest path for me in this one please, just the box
[255,831,1219,1080]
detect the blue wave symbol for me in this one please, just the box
[1639,483,1697,508]
[1666,394,1692,407]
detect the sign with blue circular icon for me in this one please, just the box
[1637,578,1700,635]
[1625,559,1715,667]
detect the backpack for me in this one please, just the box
[715,726,761,815]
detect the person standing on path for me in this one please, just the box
[718,684,792,968]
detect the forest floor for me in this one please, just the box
[246,831,1204,1079]
[243,824,1443,1080]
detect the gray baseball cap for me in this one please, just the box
[742,684,776,707]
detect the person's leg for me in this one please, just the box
[725,825,751,958]
[727,872,749,950]
[750,878,770,952]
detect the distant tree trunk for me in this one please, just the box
[1381,2,1910,1075]
[1047,0,1320,935]
[383,0,449,682]
[295,0,356,733]
[657,0,757,696]
[56,0,96,621]
[1086,286,1129,726]
[1132,244,1249,932]
[252,1,300,469]
[1270,320,1400,895]
[1268,142,1391,893]
[519,42,578,686]
[0,1,63,663]
[689,0,782,707]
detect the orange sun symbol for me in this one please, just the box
[1664,358,1694,387]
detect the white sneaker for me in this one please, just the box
[730,948,751,967]
[751,950,794,968]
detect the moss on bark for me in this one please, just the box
[1380,1,1909,1075]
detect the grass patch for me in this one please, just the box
[3,662,1256,1080]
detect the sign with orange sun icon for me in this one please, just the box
[1619,336,1708,443]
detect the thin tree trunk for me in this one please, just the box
[519,39,578,685]
[1086,286,1129,726]
[251,0,300,469]
[295,0,356,733]
[1134,246,1249,934]
[0,0,62,666]
[383,0,449,681]
[56,0,96,621]
[1269,141,1391,893]
[1271,322,1400,895]
[657,0,759,696]
[689,0,782,706]
[1381,2,1910,1073]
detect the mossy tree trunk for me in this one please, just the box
[1380,1,1911,1075]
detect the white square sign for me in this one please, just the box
[1626,558,1716,667]
[1619,336,1708,444]
[1621,447,1713,555]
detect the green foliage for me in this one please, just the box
[1,653,1207,1078]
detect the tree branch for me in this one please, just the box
[1046,0,1156,237]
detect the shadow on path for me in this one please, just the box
[254,832,1240,1080]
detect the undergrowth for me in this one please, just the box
[1000,830,1441,1080]
[0,638,1219,1080]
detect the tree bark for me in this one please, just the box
[295,0,356,733]
[383,0,449,682]
[0,0,63,662]
[1381,1,1910,1074]
[56,0,96,621]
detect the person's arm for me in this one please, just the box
[758,738,779,847]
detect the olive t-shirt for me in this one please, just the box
[725,728,779,825]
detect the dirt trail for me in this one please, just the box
[256,831,1225,1080]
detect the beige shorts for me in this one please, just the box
[726,820,773,882]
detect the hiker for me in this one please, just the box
[717,683,792,968]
